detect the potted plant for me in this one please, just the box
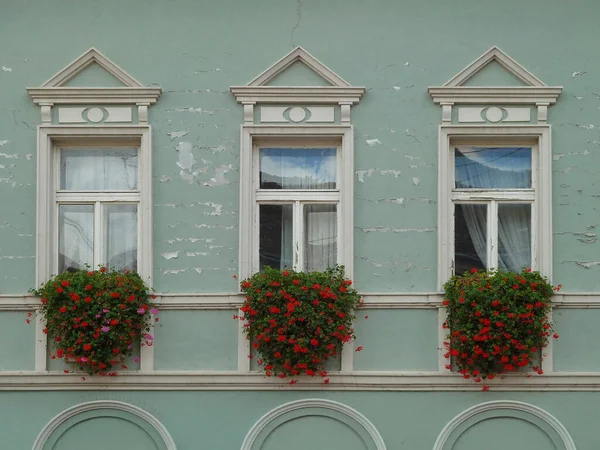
[442,268,561,390]
[237,266,363,384]
[31,267,158,375]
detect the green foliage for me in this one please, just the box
[238,266,363,384]
[443,268,560,386]
[31,268,158,375]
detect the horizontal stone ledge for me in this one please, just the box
[1,372,600,391]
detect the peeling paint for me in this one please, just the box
[194,224,235,230]
[196,202,223,215]
[572,71,586,78]
[412,177,420,185]
[203,164,232,186]
[158,175,171,183]
[0,152,18,159]
[379,170,402,178]
[366,139,382,146]
[186,251,210,256]
[356,169,374,182]
[161,251,179,260]
[359,256,386,268]
[199,144,230,153]
[563,261,600,269]
[167,107,228,115]
[359,226,435,233]
[25,154,33,161]
[0,140,10,147]
[162,268,188,275]
[1,66,12,72]
[167,130,189,140]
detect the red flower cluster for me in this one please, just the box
[237,266,362,383]
[31,267,158,375]
[442,268,559,389]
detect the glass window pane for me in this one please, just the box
[59,204,94,273]
[259,204,293,271]
[455,203,487,274]
[259,147,336,189]
[498,203,531,272]
[60,148,138,190]
[105,204,138,272]
[304,204,337,272]
[454,147,531,189]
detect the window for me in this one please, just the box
[452,145,534,275]
[436,127,552,289]
[57,146,140,273]
[255,141,340,272]
[36,127,153,284]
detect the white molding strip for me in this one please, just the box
[241,399,386,450]
[4,292,600,310]
[433,400,576,450]
[32,400,177,450]
[4,371,600,391]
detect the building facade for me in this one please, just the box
[0,0,599,448]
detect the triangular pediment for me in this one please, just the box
[444,46,546,87]
[42,48,143,88]
[247,47,350,87]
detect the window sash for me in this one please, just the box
[453,200,534,273]
[255,200,339,272]
[55,201,140,273]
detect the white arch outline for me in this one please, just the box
[433,400,575,450]
[241,398,386,450]
[32,400,177,450]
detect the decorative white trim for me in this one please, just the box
[35,126,153,286]
[32,400,177,450]
[433,400,576,450]
[444,47,546,87]
[231,47,364,106]
[247,47,351,87]
[1,372,600,391]
[437,125,553,289]
[27,48,160,108]
[238,126,354,281]
[240,399,386,450]
[41,48,143,88]
[428,47,562,107]
[5,292,600,310]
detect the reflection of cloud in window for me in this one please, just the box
[259,148,336,189]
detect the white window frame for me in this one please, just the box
[438,125,552,289]
[239,126,354,281]
[37,126,153,285]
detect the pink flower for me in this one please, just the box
[150,308,159,315]
[133,356,140,363]
[101,326,110,333]
[144,333,153,341]
[137,308,146,314]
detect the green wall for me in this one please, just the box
[0,0,599,293]
[1,391,594,450]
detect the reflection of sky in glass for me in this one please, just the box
[61,148,138,190]
[455,147,531,189]
[259,148,336,189]
[59,204,94,272]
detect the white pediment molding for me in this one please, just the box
[27,48,161,106]
[428,46,562,105]
[230,47,365,105]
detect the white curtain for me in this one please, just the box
[304,205,337,272]
[455,147,531,272]
[61,148,138,190]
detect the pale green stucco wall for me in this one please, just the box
[1,0,599,293]
[1,1,600,449]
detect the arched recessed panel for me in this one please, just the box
[52,416,159,450]
[33,401,176,450]
[453,417,556,450]
[434,401,575,450]
[241,399,385,450]
[261,416,366,450]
